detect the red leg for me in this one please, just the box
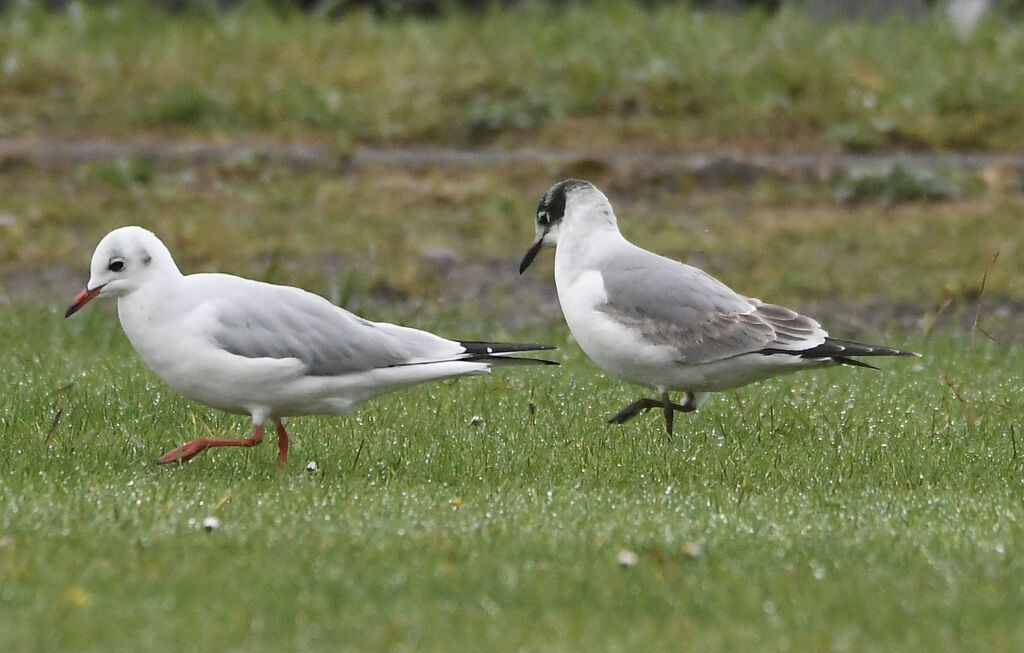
[274,420,289,467]
[155,424,265,465]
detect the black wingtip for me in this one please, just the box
[759,337,920,368]
[788,338,920,360]
[458,340,556,355]
[455,340,558,366]
[831,356,880,370]
[497,356,560,366]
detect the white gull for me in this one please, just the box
[67,226,555,465]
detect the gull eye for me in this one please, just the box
[108,258,125,272]
[537,210,549,224]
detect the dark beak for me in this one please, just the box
[519,235,546,274]
[65,285,104,318]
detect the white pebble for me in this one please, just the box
[201,516,221,531]
[616,549,639,567]
[682,542,703,558]
[306,461,319,472]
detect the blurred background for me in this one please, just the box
[0,0,1021,340]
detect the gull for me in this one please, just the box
[66,226,556,466]
[519,179,918,436]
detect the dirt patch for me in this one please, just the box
[3,137,1023,181]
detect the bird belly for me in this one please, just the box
[658,353,832,392]
[127,329,292,415]
[556,269,681,387]
[119,304,307,417]
[586,345,830,393]
[264,361,491,418]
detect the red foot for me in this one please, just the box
[155,425,265,465]
[155,438,213,464]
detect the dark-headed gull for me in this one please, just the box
[66,226,556,465]
[519,179,917,436]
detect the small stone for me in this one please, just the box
[616,549,639,567]
[202,516,221,531]
[422,247,459,267]
[306,461,319,472]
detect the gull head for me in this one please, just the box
[519,179,615,274]
[65,226,180,317]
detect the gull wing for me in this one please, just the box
[196,275,465,377]
[596,244,827,364]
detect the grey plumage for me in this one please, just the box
[204,274,554,377]
[594,242,837,365]
[519,178,918,436]
[206,278,450,376]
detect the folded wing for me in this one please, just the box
[205,278,469,377]
[597,245,828,364]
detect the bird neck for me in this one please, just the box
[554,223,625,281]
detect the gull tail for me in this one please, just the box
[764,337,920,370]
[457,340,559,367]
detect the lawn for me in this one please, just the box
[1,304,1021,651]
[1,2,1021,151]
[1,3,1023,651]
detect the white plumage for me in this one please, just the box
[67,226,555,465]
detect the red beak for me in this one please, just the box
[65,285,104,318]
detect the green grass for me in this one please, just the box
[1,3,1022,649]
[2,160,1022,313]
[0,2,1021,151]
[1,304,1021,651]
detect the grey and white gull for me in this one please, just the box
[66,226,555,465]
[519,179,917,435]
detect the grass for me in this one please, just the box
[2,160,1022,315]
[1,303,1021,651]
[0,2,1021,151]
[1,2,1022,649]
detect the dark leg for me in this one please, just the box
[608,391,699,436]
[274,419,289,467]
[662,390,675,436]
[608,398,664,424]
[155,424,265,465]
[662,391,700,436]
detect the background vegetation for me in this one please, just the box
[1,2,1021,151]
[0,2,1021,651]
